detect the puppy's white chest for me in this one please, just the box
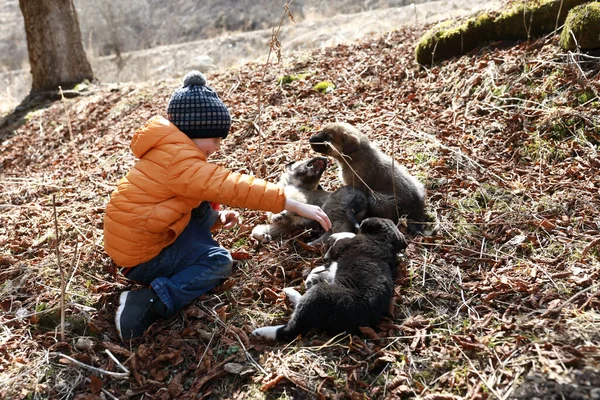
[284,186,307,203]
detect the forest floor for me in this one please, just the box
[1,8,600,400]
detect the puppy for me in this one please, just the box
[251,157,330,242]
[309,122,429,233]
[252,217,407,341]
[307,186,367,246]
[252,157,368,243]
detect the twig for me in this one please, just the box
[52,194,65,342]
[452,340,503,400]
[255,0,295,176]
[197,329,216,368]
[522,0,533,41]
[2,303,96,324]
[540,284,599,318]
[3,305,60,324]
[554,0,565,33]
[389,118,400,222]
[50,352,130,379]
[105,349,130,374]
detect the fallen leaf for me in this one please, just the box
[224,362,254,376]
[101,342,131,357]
[261,374,286,391]
[184,306,208,319]
[359,326,380,340]
[168,372,184,398]
[89,376,103,395]
[231,249,250,260]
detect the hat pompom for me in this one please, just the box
[183,70,207,87]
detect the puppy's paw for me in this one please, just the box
[328,232,356,243]
[251,225,272,242]
[271,211,287,223]
[252,325,284,340]
[283,287,302,307]
[305,266,327,289]
[310,266,327,274]
[307,230,334,247]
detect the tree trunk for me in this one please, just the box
[19,0,94,93]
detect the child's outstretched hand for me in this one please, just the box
[285,199,332,231]
[218,210,240,229]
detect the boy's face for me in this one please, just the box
[192,137,222,157]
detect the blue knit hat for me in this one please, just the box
[167,71,231,139]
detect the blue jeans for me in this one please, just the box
[125,202,233,315]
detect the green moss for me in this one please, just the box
[232,236,248,248]
[276,73,310,85]
[313,81,336,93]
[416,0,591,65]
[560,2,600,50]
[23,109,45,122]
[413,152,437,165]
[415,15,494,65]
[523,136,567,163]
[577,91,596,104]
[72,80,91,92]
[492,84,508,97]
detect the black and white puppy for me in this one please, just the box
[252,217,407,341]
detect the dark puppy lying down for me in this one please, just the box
[252,217,407,341]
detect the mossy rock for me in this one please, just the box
[415,0,592,66]
[559,2,600,50]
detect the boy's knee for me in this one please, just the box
[212,249,233,275]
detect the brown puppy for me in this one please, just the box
[309,122,428,233]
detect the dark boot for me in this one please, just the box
[115,287,168,341]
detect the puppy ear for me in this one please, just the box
[358,217,380,235]
[342,132,361,154]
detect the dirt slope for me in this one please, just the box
[1,9,599,400]
[1,0,499,115]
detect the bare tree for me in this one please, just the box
[19,0,93,93]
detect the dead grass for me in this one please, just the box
[1,20,600,400]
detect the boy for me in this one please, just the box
[104,71,331,341]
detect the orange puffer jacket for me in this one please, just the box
[103,115,286,267]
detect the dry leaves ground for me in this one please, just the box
[1,22,600,400]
